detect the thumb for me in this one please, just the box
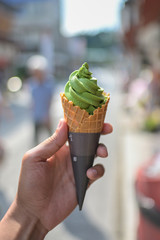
[28,119,68,161]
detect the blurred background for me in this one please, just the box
[0,0,160,239]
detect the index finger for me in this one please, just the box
[101,123,113,135]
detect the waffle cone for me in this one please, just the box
[60,92,110,133]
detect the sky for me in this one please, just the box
[61,0,123,36]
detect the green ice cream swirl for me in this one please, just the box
[64,62,107,114]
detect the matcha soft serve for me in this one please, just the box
[64,62,108,114]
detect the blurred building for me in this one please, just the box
[11,0,60,77]
[0,1,17,89]
[121,0,160,76]
[10,0,86,80]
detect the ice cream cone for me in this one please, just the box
[60,93,110,133]
[60,92,110,210]
[68,132,101,210]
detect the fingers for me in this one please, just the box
[96,143,108,158]
[97,122,112,157]
[25,119,68,161]
[24,121,112,163]
[101,123,113,135]
[87,164,105,186]
[87,142,108,187]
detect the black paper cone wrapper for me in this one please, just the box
[68,132,100,210]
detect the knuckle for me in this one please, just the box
[48,134,61,150]
[22,149,35,163]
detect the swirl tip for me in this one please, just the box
[83,62,89,69]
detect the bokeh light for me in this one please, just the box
[7,76,22,92]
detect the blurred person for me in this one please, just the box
[27,55,54,145]
[0,119,113,239]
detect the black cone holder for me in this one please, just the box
[68,132,100,210]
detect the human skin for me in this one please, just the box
[0,119,113,240]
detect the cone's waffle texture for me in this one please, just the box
[60,92,110,133]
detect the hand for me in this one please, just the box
[0,119,113,239]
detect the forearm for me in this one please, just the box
[0,200,48,240]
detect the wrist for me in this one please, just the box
[0,199,48,240]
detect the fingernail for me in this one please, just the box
[92,169,97,177]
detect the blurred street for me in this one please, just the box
[0,67,125,240]
[0,0,160,239]
[0,68,160,240]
